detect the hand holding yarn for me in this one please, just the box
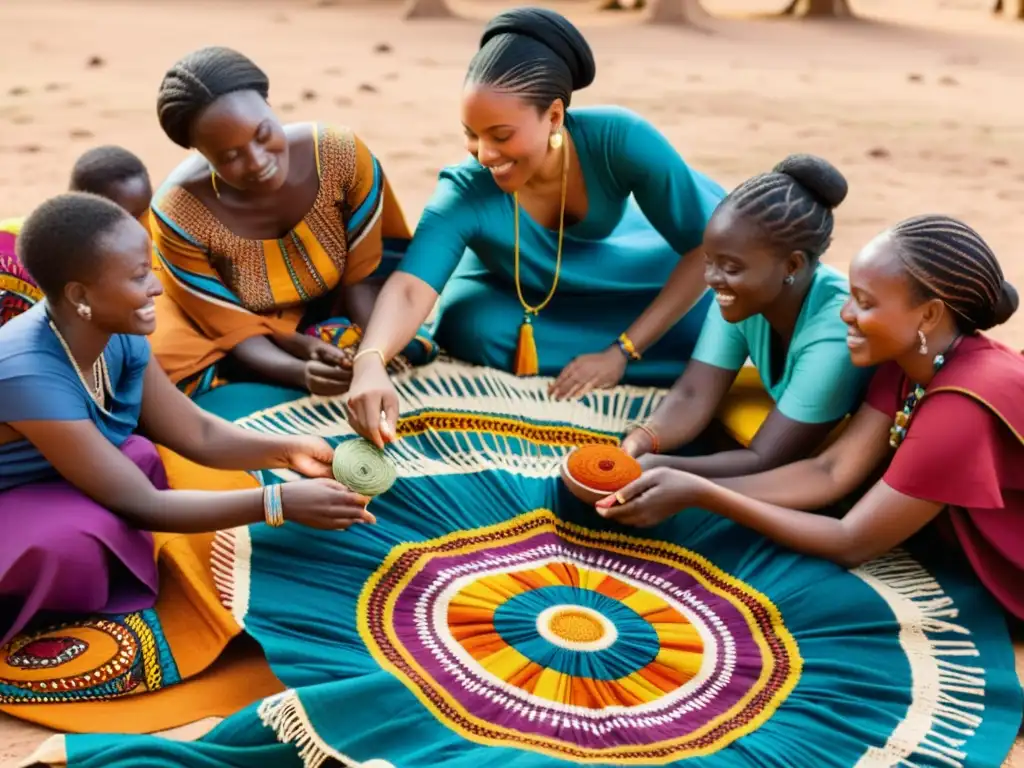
[332,438,397,497]
[280,479,376,531]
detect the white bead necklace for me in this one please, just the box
[47,313,112,409]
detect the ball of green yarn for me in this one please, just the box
[332,439,397,496]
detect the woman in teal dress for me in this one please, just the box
[621,154,875,476]
[346,7,725,445]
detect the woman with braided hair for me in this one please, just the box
[150,46,436,399]
[621,154,874,476]
[347,7,726,445]
[602,214,1024,619]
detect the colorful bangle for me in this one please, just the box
[263,485,285,527]
[617,332,642,361]
[627,422,660,454]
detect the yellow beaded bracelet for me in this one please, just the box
[617,332,642,361]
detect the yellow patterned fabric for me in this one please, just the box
[149,123,410,384]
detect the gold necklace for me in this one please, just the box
[47,313,112,408]
[512,135,569,376]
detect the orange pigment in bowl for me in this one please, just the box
[566,444,642,492]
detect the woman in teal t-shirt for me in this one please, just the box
[345,8,726,446]
[622,155,873,477]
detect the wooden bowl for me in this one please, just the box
[559,448,613,505]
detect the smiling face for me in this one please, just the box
[461,85,562,193]
[70,216,164,336]
[841,232,938,367]
[702,205,801,323]
[190,90,289,195]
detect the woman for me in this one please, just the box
[0,193,376,644]
[346,7,725,445]
[150,46,435,400]
[0,145,153,327]
[601,215,1023,618]
[621,154,874,476]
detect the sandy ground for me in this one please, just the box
[1,0,1023,764]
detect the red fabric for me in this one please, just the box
[864,335,1024,618]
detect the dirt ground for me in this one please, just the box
[0,0,1022,764]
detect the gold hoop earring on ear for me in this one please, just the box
[549,131,564,151]
[210,169,221,199]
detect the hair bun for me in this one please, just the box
[773,154,849,210]
[480,7,596,92]
[992,279,1019,327]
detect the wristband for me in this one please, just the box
[263,485,285,527]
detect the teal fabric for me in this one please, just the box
[692,264,873,424]
[398,106,725,386]
[62,370,1022,768]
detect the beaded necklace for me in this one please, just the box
[889,335,960,449]
[47,312,112,409]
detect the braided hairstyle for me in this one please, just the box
[720,154,848,261]
[465,7,596,111]
[889,215,1018,333]
[157,46,270,149]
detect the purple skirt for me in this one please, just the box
[0,435,163,645]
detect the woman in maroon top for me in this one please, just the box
[599,214,1024,619]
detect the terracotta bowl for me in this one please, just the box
[559,448,614,506]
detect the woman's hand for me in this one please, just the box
[304,359,353,396]
[277,436,335,478]
[550,347,627,400]
[280,478,376,530]
[596,467,711,528]
[346,358,399,449]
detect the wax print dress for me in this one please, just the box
[397,106,725,386]
[150,122,436,398]
[0,217,40,328]
[865,333,1024,619]
[0,304,162,644]
[693,263,873,424]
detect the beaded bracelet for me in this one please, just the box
[263,485,285,527]
[617,332,642,361]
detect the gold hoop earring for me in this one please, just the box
[549,131,564,151]
[210,169,221,199]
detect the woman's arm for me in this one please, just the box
[137,359,323,472]
[714,403,892,509]
[626,361,737,454]
[232,335,307,389]
[10,418,265,532]
[611,466,942,568]
[655,408,840,478]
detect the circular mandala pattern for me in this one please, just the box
[359,509,801,763]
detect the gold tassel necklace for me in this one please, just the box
[512,133,569,377]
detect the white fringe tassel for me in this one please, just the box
[853,550,988,768]
[258,690,395,768]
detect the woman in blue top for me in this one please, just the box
[621,155,874,476]
[0,193,376,644]
[346,7,725,445]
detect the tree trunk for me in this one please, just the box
[780,0,854,17]
[995,0,1024,18]
[645,0,711,25]
[403,0,456,20]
